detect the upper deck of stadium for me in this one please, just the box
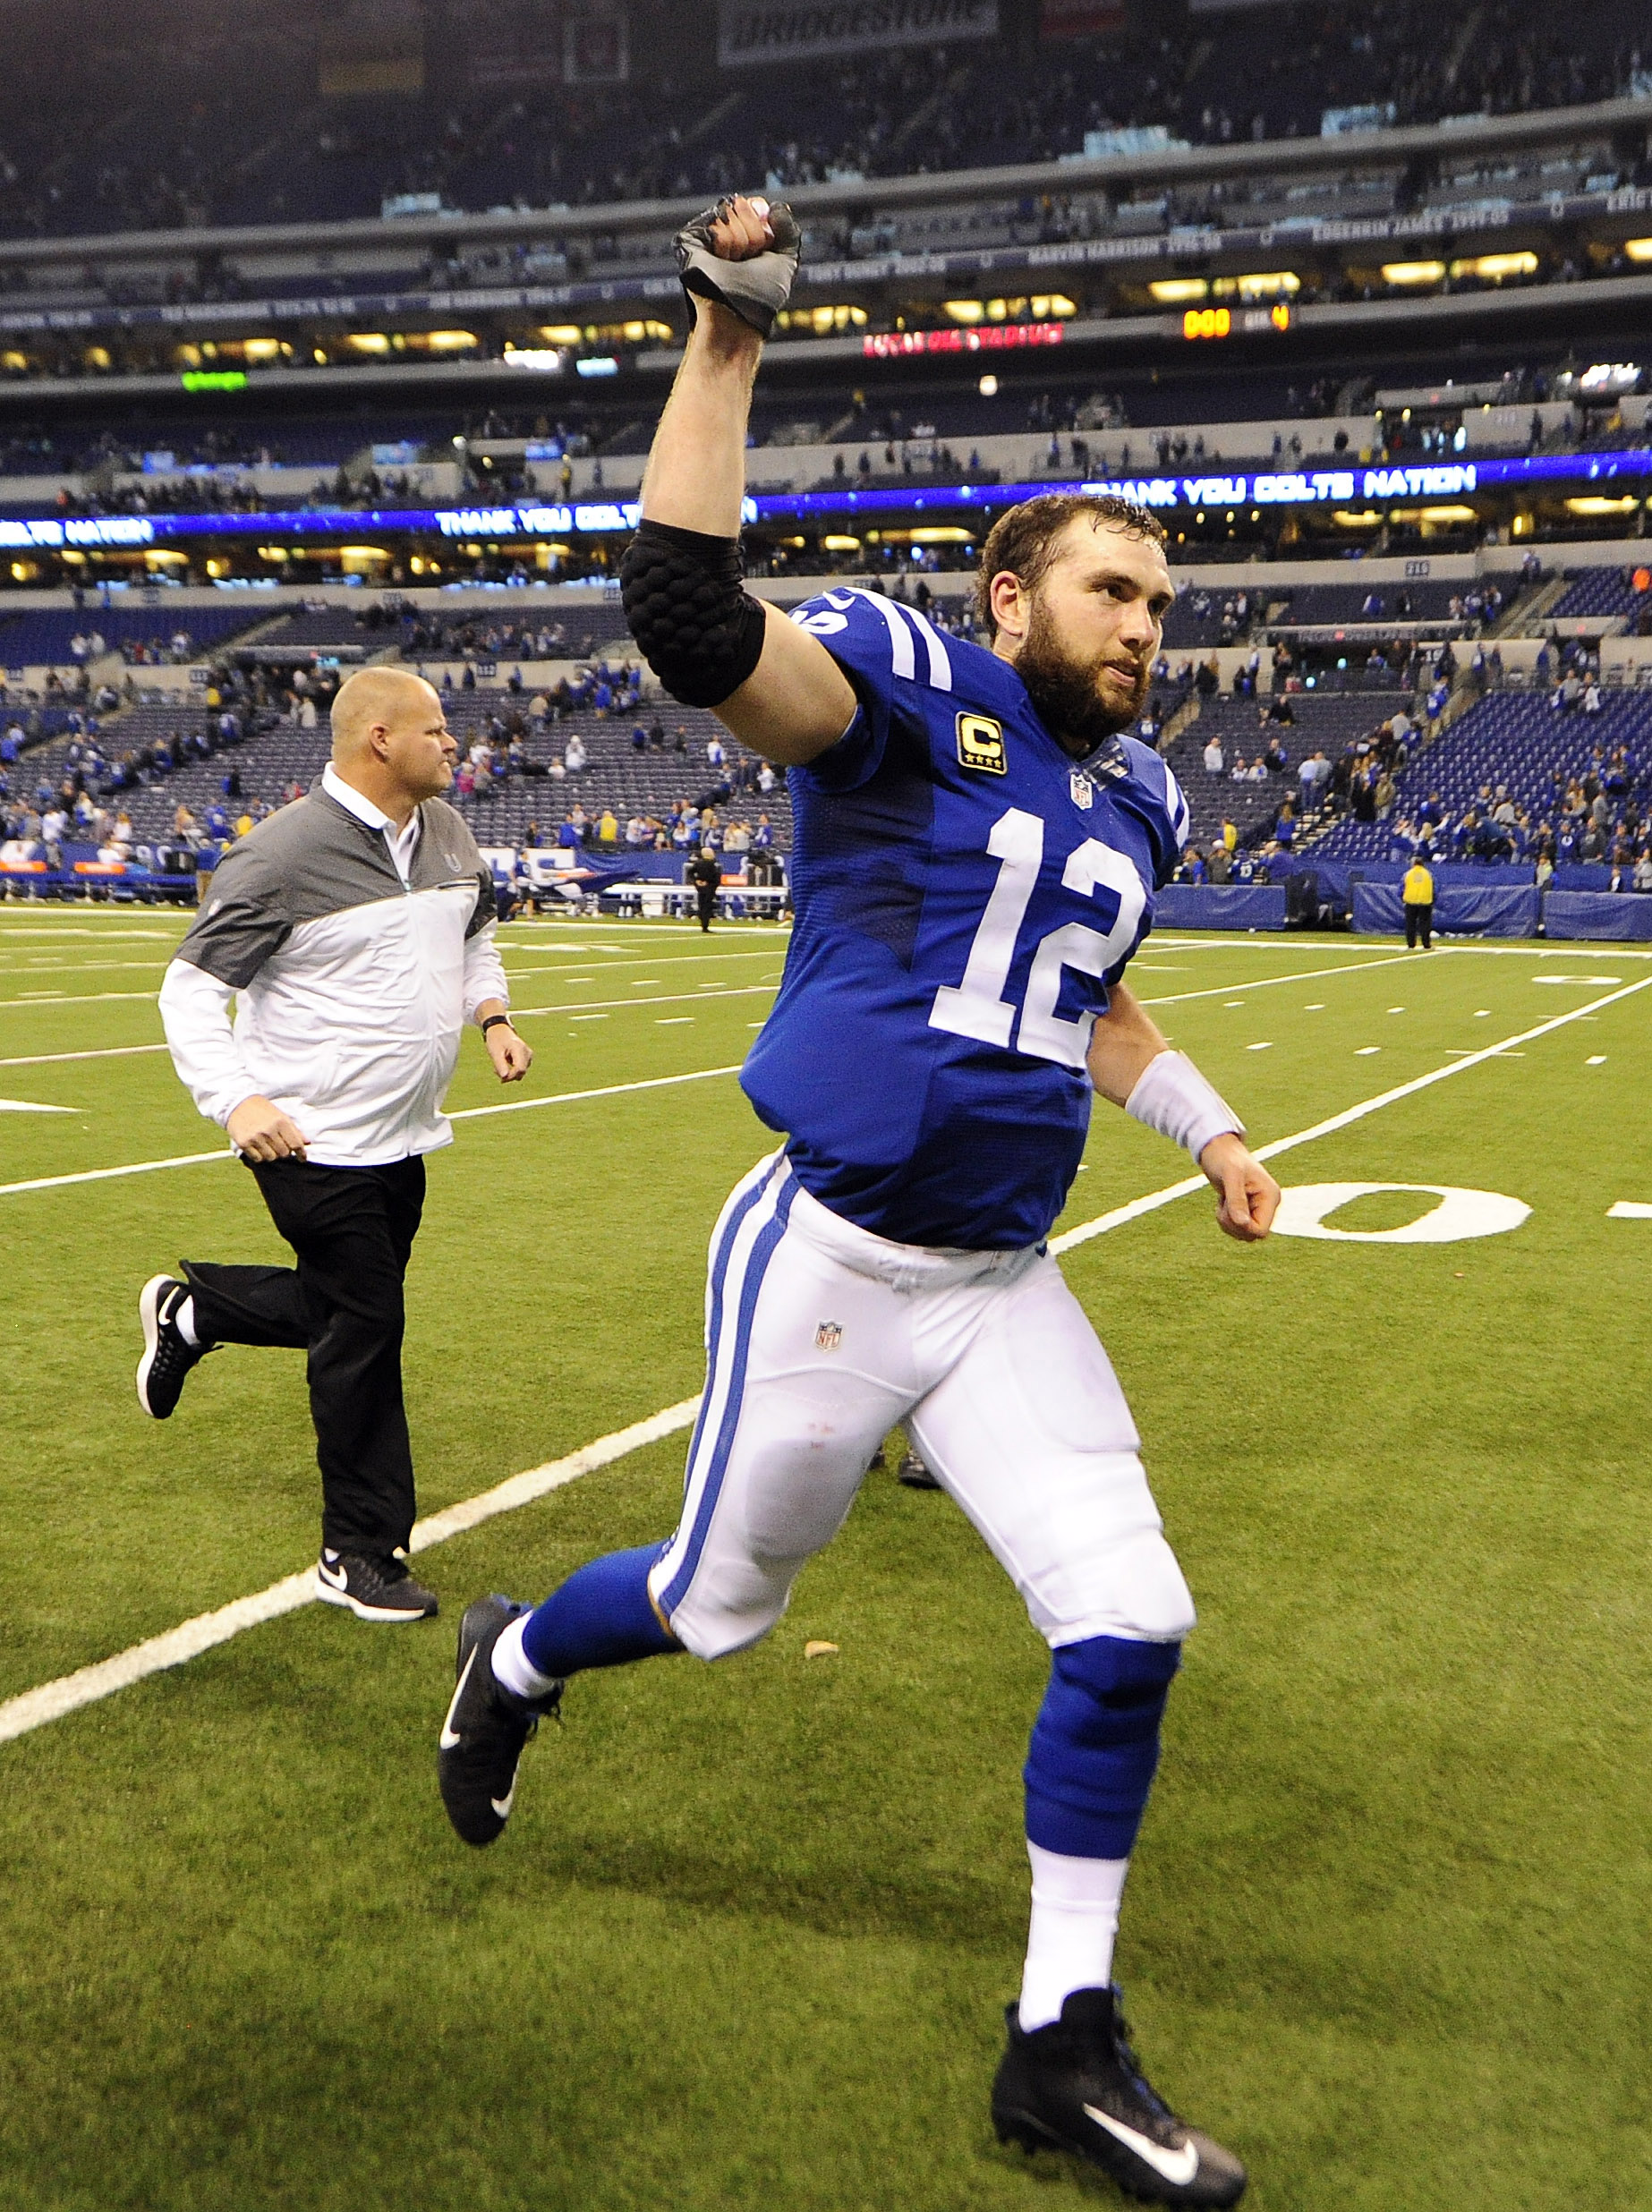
[0,0,1648,402]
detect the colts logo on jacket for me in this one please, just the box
[956,712,1006,775]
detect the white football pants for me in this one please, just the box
[649,1153,1196,1661]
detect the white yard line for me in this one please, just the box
[4,973,1648,1748]
[0,1042,168,1069]
[0,959,173,977]
[0,926,177,941]
[0,1397,703,1748]
[0,989,161,1010]
[1137,949,1417,1008]
[511,983,778,1018]
[0,1065,746,1195]
[502,949,780,975]
[1052,974,1652,1254]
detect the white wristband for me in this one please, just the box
[1124,1051,1244,1162]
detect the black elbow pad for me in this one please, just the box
[619,518,770,709]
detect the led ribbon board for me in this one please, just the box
[4,448,1649,550]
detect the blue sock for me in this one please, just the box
[521,1544,680,1679]
[1023,1634,1181,1859]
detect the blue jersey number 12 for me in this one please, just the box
[928,806,1145,1070]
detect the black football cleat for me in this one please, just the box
[897,1449,941,1490]
[992,1986,1247,2206]
[316,1549,439,1622]
[136,1273,215,1418]
[438,1595,562,1847]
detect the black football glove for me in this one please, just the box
[675,197,802,339]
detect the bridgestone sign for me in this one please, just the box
[718,0,999,67]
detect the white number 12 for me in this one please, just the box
[927,806,1145,1070]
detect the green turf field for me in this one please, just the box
[0,906,1648,2212]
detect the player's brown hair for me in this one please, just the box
[974,492,1169,638]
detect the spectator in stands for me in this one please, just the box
[1635,850,1652,894]
[564,733,588,773]
[557,811,583,851]
[1202,736,1224,776]
[596,807,618,848]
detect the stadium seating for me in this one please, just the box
[1548,568,1652,624]
[0,605,263,668]
[10,689,790,859]
[1269,581,1481,626]
[1308,690,1652,868]
[1165,689,1412,854]
[0,0,1639,236]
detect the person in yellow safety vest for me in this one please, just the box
[1401,856,1435,949]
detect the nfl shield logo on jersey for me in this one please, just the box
[814,1321,843,1351]
[1069,770,1094,810]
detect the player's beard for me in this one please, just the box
[1017,592,1152,759]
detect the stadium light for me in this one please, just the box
[1448,252,1538,282]
[1381,261,1446,285]
[978,375,998,396]
[1151,278,1209,304]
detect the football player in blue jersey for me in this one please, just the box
[439,196,1279,2207]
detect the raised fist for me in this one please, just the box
[707,193,777,260]
[676,192,802,338]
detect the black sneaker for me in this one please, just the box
[315,1549,439,1622]
[898,1449,941,1490]
[136,1273,214,1419]
[438,1595,563,1848]
[992,1986,1247,2206]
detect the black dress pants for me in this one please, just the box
[184,1154,426,1558]
[695,888,716,932]
[1405,901,1433,949]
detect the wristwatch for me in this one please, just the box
[480,1014,516,1036]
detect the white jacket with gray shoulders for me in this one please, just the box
[159,782,507,1168]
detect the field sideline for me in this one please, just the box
[0,909,1648,2210]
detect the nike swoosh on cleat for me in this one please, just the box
[490,1784,515,1819]
[1084,2107,1200,2187]
[317,1558,349,1591]
[439,1646,476,1749]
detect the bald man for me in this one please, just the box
[140,669,532,1623]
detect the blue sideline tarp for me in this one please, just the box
[1542,890,1652,941]
[1550,864,1614,893]
[1353,883,1540,937]
[1154,884,1287,931]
